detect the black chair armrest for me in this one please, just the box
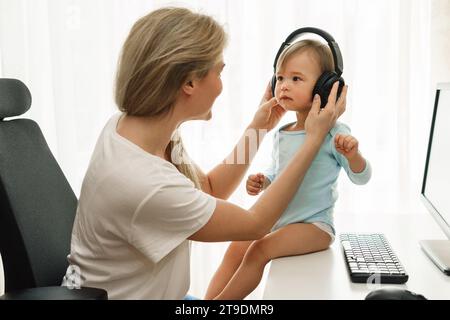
[0,286,108,300]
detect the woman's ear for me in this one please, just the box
[182,80,195,95]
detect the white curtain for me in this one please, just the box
[0,0,444,299]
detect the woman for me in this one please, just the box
[64,7,347,299]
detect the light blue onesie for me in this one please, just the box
[264,122,372,234]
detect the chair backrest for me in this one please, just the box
[0,78,77,292]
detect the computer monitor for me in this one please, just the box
[419,82,450,275]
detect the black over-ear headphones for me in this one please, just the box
[271,27,345,108]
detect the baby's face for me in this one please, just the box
[275,50,322,112]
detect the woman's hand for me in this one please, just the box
[249,82,286,131]
[305,82,348,141]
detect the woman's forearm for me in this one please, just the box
[207,125,267,199]
[249,136,324,234]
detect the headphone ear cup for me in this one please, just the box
[271,75,277,97]
[313,72,345,108]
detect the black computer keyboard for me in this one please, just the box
[340,233,409,284]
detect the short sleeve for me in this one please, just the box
[330,122,372,185]
[130,169,216,263]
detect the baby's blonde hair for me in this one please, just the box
[276,39,334,75]
[115,7,227,188]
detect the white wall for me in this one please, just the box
[431,0,450,85]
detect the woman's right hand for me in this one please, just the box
[305,82,348,141]
[249,82,287,132]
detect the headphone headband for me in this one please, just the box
[272,27,343,76]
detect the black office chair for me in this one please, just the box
[0,78,107,300]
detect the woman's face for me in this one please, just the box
[275,50,322,112]
[190,61,225,121]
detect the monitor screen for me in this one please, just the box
[421,83,450,240]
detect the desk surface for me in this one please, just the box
[263,213,450,300]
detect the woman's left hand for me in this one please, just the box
[250,82,286,131]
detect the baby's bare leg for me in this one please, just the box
[214,223,331,300]
[204,240,253,299]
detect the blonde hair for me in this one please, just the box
[276,39,334,75]
[115,7,227,188]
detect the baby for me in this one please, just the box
[205,39,371,300]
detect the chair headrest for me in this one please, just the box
[0,78,32,119]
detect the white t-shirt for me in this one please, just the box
[64,113,216,299]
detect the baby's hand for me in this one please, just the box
[335,134,359,159]
[246,173,265,196]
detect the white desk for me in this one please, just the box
[263,213,450,300]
